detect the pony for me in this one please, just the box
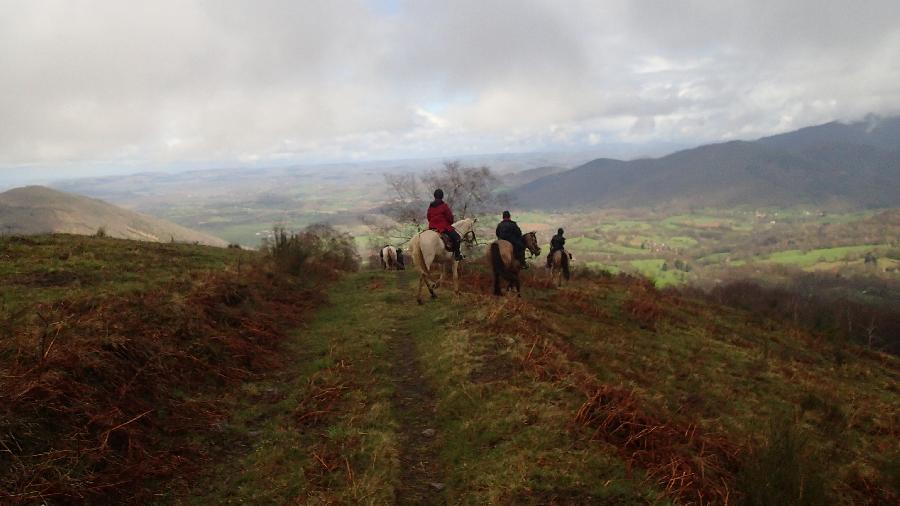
[547,249,572,287]
[487,231,541,296]
[380,245,400,270]
[409,218,477,304]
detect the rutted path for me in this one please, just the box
[389,327,446,504]
[171,270,661,504]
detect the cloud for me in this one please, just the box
[1,0,898,169]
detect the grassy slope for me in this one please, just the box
[3,236,897,503]
[0,234,236,312]
[0,235,324,503]
[177,267,898,504]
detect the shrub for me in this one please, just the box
[95,226,107,238]
[737,415,827,505]
[262,224,359,275]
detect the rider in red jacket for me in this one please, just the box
[427,189,464,260]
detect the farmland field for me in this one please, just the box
[471,207,900,289]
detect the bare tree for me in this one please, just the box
[375,161,506,243]
[421,161,506,219]
[383,173,427,229]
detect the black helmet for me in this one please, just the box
[502,210,511,219]
[558,228,564,235]
[434,189,444,199]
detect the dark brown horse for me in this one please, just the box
[487,231,541,296]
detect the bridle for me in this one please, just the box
[462,228,478,246]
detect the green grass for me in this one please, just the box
[628,259,685,286]
[179,262,898,503]
[4,232,896,503]
[175,270,663,504]
[0,234,239,311]
[175,273,402,504]
[761,244,888,268]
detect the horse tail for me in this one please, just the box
[490,242,510,280]
[490,242,504,296]
[561,250,570,280]
[413,237,432,280]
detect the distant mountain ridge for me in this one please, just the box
[0,186,227,246]
[515,116,900,209]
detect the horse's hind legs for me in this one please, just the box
[417,275,427,305]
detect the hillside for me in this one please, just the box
[2,235,896,503]
[176,268,899,504]
[0,186,227,246]
[500,165,569,188]
[0,233,340,503]
[516,116,900,209]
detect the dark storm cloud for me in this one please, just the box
[0,0,898,168]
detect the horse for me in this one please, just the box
[487,231,541,296]
[547,249,572,287]
[409,218,477,304]
[380,245,399,270]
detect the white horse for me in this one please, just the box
[409,218,476,304]
[381,245,399,270]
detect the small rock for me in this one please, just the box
[247,430,263,437]
[429,482,445,491]
[421,428,436,437]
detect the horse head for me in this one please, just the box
[524,231,541,257]
[453,218,478,245]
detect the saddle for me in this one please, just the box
[439,232,454,252]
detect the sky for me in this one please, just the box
[1,0,899,179]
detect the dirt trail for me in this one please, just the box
[389,325,447,504]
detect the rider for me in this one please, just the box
[496,210,527,268]
[547,228,566,268]
[427,189,464,261]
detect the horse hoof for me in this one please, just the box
[417,299,424,305]
[431,293,437,299]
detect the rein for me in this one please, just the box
[462,228,478,245]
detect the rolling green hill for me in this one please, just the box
[0,186,228,246]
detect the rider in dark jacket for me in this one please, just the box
[427,189,463,261]
[496,210,527,268]
[547,228,565,267]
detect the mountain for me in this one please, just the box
[515,116,900,209]
[500,165,569,187]
[0,185,228,246]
